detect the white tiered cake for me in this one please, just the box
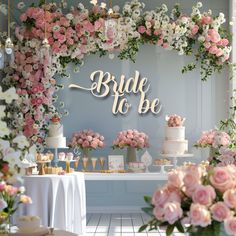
[46,116,66,148]
[163,115,188,155]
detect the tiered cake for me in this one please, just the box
[46,116,66,148]
[163,115,188,154]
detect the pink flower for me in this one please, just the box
[152,187,169,207]
[208,29,221,43]
[168,169,183,189]
[201,16,213,25]
[138,26,146,34]
[191,25,199,35]
[163,202,183,224]
[223,189,236,209]
[210,167,235,193]
[189,203,211,227]
[153,206,164,221]
[218,38,229,47]
[224,217,236,235]
[192,185,216,206]
[210,202,232,222]
[209,45,219,54]
[0,182,6,191]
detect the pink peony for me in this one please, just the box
[210,167,235,193]
[189,203,211,227]
[210,202,232,222]
[153,206,164,221]
[192,185,216,206]
[223,189,236,209]
[167,169,184,189]
[201,16,213,25]
[191,25,199,35]
[163,202,183,224]
[224,217,236,235]
[152,187,169,207]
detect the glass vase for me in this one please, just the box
[127,147,137,163]
[189,223,227,236]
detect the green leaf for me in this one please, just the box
[144,195,152,205]
[141,207,153,216]
[175,221,185,233]
[138,224,148,232]
[166,225,175,236]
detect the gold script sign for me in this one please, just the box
[68,70,162,115]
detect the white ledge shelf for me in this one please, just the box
[84,172,168,181]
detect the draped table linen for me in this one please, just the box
[21,173,86,235]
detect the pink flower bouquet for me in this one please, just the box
[112,129,149,150]
[166,115,185,127]
[140,163,236,236]
[196,130,231,149]
[69,129,105,155]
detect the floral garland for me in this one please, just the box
[0,0,232,150]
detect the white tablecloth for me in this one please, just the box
[21,173,86,235]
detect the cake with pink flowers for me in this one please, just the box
[46,116,66,148]
[163,115,188,155]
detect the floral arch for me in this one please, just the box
[0,0,233,151]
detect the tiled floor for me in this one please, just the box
[85,213,186,236]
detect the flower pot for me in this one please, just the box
[127,147,137,163]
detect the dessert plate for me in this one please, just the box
[9,226,49,236]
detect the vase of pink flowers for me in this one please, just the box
[195,129,231,166]
[113,129,149,163]
[139,162,236,236]
[69,129,105,158]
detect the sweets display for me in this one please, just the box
[46,115,66,148]
[36,152,53,162]
[163,115,188,154]
[154,158,171,165]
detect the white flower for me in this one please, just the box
[3,151,21,168]
[0,4,7,15]
[0,87,18,104]
[17,2,25,9]
[19,186,25,193]
[113,5,120,13]
[197,2,203,8]
[78,3,85,10]
[0,199,7,211]
[0,105,5,118]
[198,36,205,42]
[13,135,30,149]
[66,13,74,20]
[0,139,10,151]
[145,21,152,29]
[161,4,168,12]
[0,121,10,137]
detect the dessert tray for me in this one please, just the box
[153,164,173,174]
[9,226,48,236]
[128,167,145,173]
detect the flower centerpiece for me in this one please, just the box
[112,129,149,162]
[140,162,236,236]
[69,129,105,157]
[195,129,232,166]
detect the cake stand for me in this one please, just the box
[47,147,69,167]
[153,164,173,174]
[160,153,194,168]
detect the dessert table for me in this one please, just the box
[20,173,86,235]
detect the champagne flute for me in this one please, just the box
[91,158,97,171]
[99,157,106,171]
[74,157,80,171]
[83,157,89,171]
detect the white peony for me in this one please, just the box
[3,151,22,168]
[0,87,19,104]
[13,135,30,149]
[0,105,5,118]
[0,121,10,137]
[0,139,10,151]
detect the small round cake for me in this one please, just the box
[17,216,40,233]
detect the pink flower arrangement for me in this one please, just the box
[140,163,236,235]
[196,130,231,149]
[112,129,149,150]
[69,129,105,152]
[166,115,185,127]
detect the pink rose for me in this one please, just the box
[191,25,199,35]
[168,169,183,189]
[189,203,211,227]
[163,202,183,225]
[152,187,169,207]
[201,16,213,25]
[223,189,236,209]
[210,167,235,193]
[153,206,164,221]
[138,26,146,34]
[224,217,236,235]
[192,185,216,206]
[210,202,232,222]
